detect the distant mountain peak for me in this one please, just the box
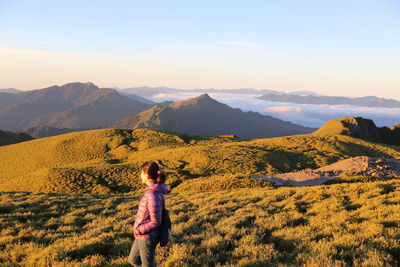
[197,93,211,98]
[110,93,314,138]
[170,93,219,109]
[61,82,99,89]
[186,93,214,103]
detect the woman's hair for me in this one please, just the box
[141,161,166,184]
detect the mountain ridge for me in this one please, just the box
[20,125,88,138]
[109,94,315,138]
[257,93,400,108]
[0,82,152,130]
[0,88,22,94]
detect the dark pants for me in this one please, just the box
[128,237,158,267]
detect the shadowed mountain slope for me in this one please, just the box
[314,117,400,146]
[110,94,315,139]
[0,130,33,146]
[0,82,152,131]
[21,125,88,138]
[121,93,155,104]
[1,127,399,193]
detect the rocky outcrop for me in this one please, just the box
[315,117,400,146]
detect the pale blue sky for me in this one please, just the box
[0,0,399,98]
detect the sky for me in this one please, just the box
[0,0,399,99]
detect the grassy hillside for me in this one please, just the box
[313,118,349,136]
[314,117,400,146]
[1,128,400,193]
[1,179,399,266]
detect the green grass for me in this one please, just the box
[1,128,400,193]
[1,179,400,266]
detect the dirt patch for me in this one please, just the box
[253,156,400,187]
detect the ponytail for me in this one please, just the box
[141,161,167,184]
[157,171,166,184]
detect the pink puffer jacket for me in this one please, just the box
[133,183,168,239]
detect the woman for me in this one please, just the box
[128,161,168,267]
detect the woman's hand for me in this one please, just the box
[133,225,141,235]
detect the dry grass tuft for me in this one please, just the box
[1,179,400,266]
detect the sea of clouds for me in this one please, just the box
[146,91,400,128]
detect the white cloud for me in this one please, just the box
[264,106,302,114]
[146,90,400,128]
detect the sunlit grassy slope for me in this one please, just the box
[2,127,400,266]
[1,179,399,266]
[1,128,400,193]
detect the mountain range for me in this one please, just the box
[4,85,399,108]
[0,88,22,94]
[119,86,325,97]
[117,86,281,97]
[0,82,316,139]
[257,93,400,108]
[2,82,400,141]
[109,93,315,138]
[21,125,88,138]
[0,82,152,131]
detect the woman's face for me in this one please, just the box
[141,170,148,184]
